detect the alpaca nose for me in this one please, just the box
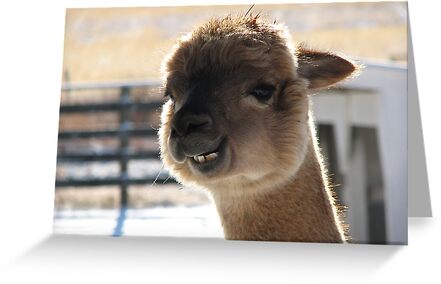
[171,112,213,137]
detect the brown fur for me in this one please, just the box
[158,15,356,243]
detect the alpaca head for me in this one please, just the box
[158,15,356,194]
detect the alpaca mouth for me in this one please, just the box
[188,137,229,176]
[191,151,219,164]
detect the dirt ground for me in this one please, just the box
[54,184,211,209]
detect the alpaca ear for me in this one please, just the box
[296,47,356,90]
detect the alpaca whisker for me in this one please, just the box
[151,164,165,186]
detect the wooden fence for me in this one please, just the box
[56,81,175,209]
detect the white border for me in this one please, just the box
[1,1,440,283]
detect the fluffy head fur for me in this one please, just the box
[158,15,356,242]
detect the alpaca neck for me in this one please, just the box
[212,142,345,243]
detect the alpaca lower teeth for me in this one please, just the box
[193,152,218,163]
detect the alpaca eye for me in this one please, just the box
[249,85,275,101]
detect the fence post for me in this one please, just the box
[119,86,131,208]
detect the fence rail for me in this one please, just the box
[56,81,174,208]
[57,151,160,162]
[59,101,163,113]
[56,177,174,187]
[58,128,157,139]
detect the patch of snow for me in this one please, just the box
[53,205,224,238]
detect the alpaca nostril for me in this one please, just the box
[172,113,213,137]
[170,128,178,138]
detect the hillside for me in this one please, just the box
[62,2,407,83]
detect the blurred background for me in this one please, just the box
[54,2,407,244]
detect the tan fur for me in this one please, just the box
[158,15,356,243]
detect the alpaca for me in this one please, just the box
[158,15,357,243]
